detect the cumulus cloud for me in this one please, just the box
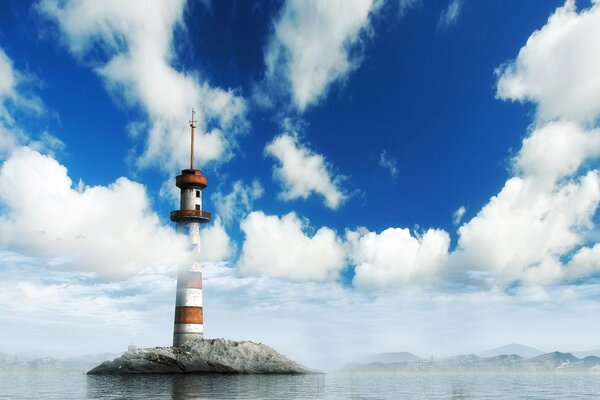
[39,0,248,172]
[262,0,382,111]
[252,121,600,289]
[457,1,600,285]
[0,147,190,279]
[453,206,466,225]
[378,149,399,181]
[199,217,234,263]
[514,121,600,185]
[496,0,600,124]
[237,211,346,282]
[437,0,462,29]
[566,243,600,279]
[265,133,346,209]
[211,179,264,226]
[244,125,600,289]
[348,227,451,290]
[454,123,600,285]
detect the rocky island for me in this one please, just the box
[87,338,312,375]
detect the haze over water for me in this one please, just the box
[1,371,600,399]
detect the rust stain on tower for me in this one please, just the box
[171,109,211,347]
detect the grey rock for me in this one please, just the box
[87,338,312,375]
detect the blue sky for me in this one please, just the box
[1,0,600,369]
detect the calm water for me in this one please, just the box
[1,371,600,399]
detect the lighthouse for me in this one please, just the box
[171,109,211,347]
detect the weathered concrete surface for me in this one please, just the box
[87,338,312,375]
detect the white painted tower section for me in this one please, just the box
[173,220,204,345]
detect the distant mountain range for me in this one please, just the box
[0,352,122,372]
[477,343,544,359]
[344,344,600,372]
[572,349,600,359]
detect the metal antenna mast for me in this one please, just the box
[190,108,197,169]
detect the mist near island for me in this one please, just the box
[3,261,600,372]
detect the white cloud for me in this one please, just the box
[0,48,43,120]
[398,0,421,18]
[237,211,346,282]
[378,149,399,181]
[246,124,600,290]
[0,48,51,158]
[449,2,600,286]
[515,121,600,185]
[254,122,600,290]
[453,206,466,225]
[437,0,462,29]
[27,131,66,158]
[0,49,17,104]
[265,133,346,209]
[496,0,600,124]
[39,0,248,172]
[211,179,264,225]
[199,217,234,263]
[0,123,21,159]
[0,147,190,279]
[566,243,600,279]
[453,124,600,285]
[348,227,451,290]
[263,0,382,111]
[455,173,600,285]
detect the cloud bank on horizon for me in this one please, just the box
[1,0,600,362]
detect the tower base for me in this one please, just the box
[173,332,203,347]
[173,321,203,347]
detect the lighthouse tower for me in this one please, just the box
[171,109,211,347]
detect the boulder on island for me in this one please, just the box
[87,338,311,374]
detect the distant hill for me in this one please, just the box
[478,344,544,359]
[365,352,422,363]
[572,349,600,359]
[529,351,578,362]
[340,352,425,372]
[527,352,579,368]
[580,356,600,368]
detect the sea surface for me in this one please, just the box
[1,371,599,399]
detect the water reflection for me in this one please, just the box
[451,385,466,400]
[86,374,327,400]
[84,372,600,400]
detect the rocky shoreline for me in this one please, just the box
[87,338,312,375]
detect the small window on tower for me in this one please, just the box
[195,205,200,211]
[196,190,200,197]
